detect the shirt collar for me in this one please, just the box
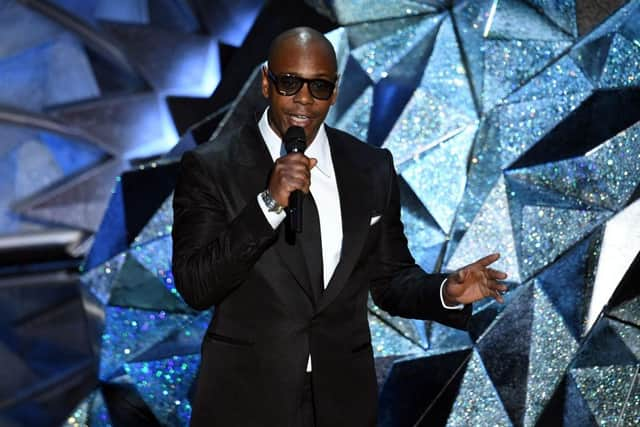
[257,108,333,178]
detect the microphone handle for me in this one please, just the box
[288,190,303,233]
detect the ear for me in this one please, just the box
[261,65,270,99]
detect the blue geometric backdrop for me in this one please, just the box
[1,0,639,426]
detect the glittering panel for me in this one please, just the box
[89,391,112,427]
[621,370,640,427]
[134,193,174,245]
[507,122,640,212]
[383,14,478,166]
[610,296,640,328]
[417,15,476,120]
[524,283,578,426]
[130,236,182,303]
[368,295,428,349]
[599,34,640,89]
[482,39,572,112]
[571,364,638,426]
[427,321,473,355]
[80,252,127,305]
[449,58,592,257]
[125,354,200,427]
[446,350,512,426]
[99,306,192,380]
[452,0,493,106]
[63,393,90,427]
[609,320,640,359]
[334,85,372,143]
[368,312,426,358]
[486,0,572,41]
[400,125,476,234]
[525,0,578,37]
[446,176,520,283]
[329,0,436,25]
[519,205,611,280]
[399,192,446,273]
[351,15,438,83]
[383,89,476,166]
[346,15,428,49]
[505,55,593,105]
[109,254,189,313]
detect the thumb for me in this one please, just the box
[309,158,318,169]
[452,269,465,284]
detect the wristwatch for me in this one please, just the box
[260,189,284,214]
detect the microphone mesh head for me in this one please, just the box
[284,126,306,153]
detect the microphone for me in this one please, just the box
[283,126,306,233]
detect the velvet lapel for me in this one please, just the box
[317,129,371,313]
[230,124,314,302]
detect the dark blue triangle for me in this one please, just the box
[477,284,534,426]
[535,231,600,339]
[83,179,128,270]
[332,55,372,123]
[379,349,471,427]
[563,372,600,426]
[572,317,638,369]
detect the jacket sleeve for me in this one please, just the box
[171,150,277,310]
[369,149,471,330]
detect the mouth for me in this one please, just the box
[287,113,313,127]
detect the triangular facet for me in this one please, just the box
[125,354,200,426]
[524,283,579,425]
[445,350,512,426]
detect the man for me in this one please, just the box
[172,27,508,427]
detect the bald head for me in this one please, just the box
[268,27,337,73]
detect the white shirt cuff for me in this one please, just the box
[257,193,286,230]
[440,278,464,310]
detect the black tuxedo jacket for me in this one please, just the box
[171,122,471,427]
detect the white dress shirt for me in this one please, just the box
[255,108,461,370]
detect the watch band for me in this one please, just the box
[260,189,284,214]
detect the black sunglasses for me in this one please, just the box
[267,69,336,100]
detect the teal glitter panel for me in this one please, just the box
[125,354,200,427]
[599,33,640,89]
[571,364,639,426]
[81,253,127,305]
[99,306,192,380]
[130,235,185,305]
[133,193,174,245]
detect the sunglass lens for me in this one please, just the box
[309,80,334,99]
[277,75,303,95]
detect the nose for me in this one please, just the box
[293,81,314,105]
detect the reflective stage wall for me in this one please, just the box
[0,0,638,426]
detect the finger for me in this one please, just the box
[493,289,505,304]
[487,281,508,293]
[487,268,508,280]
[473,253,500,268]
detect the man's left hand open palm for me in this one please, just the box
[444,253,509,305]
